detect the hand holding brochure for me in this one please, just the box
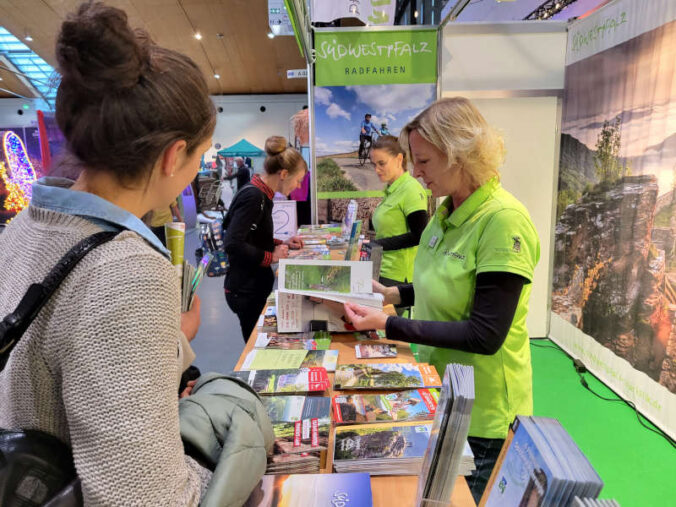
[181,253,213,312]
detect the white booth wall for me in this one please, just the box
[441,22,568,338]
[210,93,307,171]
[0,98,38,129]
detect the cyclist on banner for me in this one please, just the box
[359,113,380,158]
[380,122,391,136]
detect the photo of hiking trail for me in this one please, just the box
[552,20,676,393]
[313,84,436,224]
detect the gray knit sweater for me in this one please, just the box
[0,206,211,505]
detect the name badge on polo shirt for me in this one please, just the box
[428,235,439,248]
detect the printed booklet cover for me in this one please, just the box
[241,349,339,372]
[333,421,433,475]
[243,473,373,507]
[229,368,330,394]
[263,396,331,454]
[334,363,442,390]
[278,260,373,294]
[355,343,397,358]
[333,389,439,424]
[255,331,332,350]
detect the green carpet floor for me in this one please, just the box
[531,338,675,507]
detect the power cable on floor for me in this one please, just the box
[530,339,676,449]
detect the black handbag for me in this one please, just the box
[0,230,119,507]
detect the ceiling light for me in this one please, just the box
[194,31,202,40]
[414,10,419,18]
[24,33,33,42]
[267,31,275,39]
[214,72,220,79]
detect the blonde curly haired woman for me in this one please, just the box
[345,97,540,502]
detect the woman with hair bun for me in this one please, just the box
[0,2,216,504]
[345,97,540,502]
[223,135,307,342]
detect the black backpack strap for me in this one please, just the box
[0,231,120,370]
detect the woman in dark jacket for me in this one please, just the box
[223,136,307,341]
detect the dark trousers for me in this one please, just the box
[467,436,505,504]
[225,289,269,343]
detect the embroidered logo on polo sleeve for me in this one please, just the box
[512,235,521,253]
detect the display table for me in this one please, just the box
[234,323,476,507]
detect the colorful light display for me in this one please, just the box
[2,131,37,199]
[0,161,29,213]
[0,131,37,219]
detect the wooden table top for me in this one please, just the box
[235,320,476,507]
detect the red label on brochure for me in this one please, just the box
[293,421,302,447]
[311,418,319,447]
[418,389,438,414]
[307,367,330,391]
[332,396,344,423]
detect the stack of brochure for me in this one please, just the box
[481,416,604,506]
[262,396,331,475]
[243,472,373,507]
[333,421,432,475]
[354,343,397,358]
[332,389,439,425]
[275,260,383,333]
[181,253,212,312]
[229,368,330,394]
[334,363,442,390]
[417,364,476,505]
[241,349,339,372]
[255,331,331,350]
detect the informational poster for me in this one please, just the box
[550,0,676,439]
[272,199,298,241]
[313,28,437,224]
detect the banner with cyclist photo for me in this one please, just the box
[313,28,437,224]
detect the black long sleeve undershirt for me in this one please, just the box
[372,210,428,251]
[385,272,527,355]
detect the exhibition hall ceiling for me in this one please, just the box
[0,0,307,100]
[0,0,612,102]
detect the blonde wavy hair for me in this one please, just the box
[399,97,505,190]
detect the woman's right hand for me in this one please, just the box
[272,244,289,262]
[372,279,401,306]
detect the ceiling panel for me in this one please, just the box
[0,0,307,101]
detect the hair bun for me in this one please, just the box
[56,1,150,95]
[265,136,288,156]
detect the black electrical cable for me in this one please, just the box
[531,339,676,449]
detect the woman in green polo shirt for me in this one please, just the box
[344,97,540,503]
[370,136,428,289]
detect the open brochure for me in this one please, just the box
[278,260,373,294]
[275,290,383,333]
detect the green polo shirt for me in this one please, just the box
[413,177,540,439]
[372,171,427,282]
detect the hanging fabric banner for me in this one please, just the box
[551,0,676,439]
[313,28,437,227]
[311,0,396,26]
